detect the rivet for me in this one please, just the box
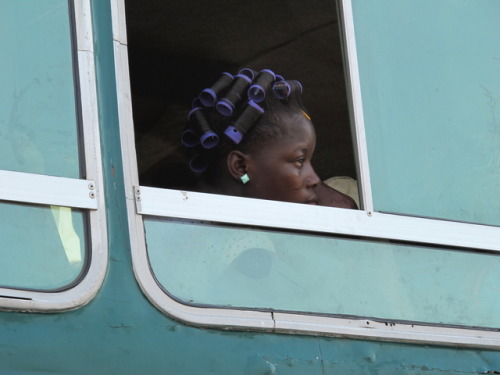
[89,192,95,199]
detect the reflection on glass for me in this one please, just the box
[147,219,500,329]
[353,1,500,225]
[0,0,80,178]
[0,201,86,290]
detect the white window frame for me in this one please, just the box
[113,0,500,348]
[0,0,108,312]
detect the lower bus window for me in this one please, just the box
[0,201,87,291]
[146,217,500,329]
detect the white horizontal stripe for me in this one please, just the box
[137,186,500,252]
[273,313,500,349]
[0,170,97,210]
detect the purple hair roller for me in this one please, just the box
[189,154,209,174]
[200,131,219,149]
[272,80,303,99]
[224,101,264,144]
[199,72,234,107]
[238,68,258,81]
[181,127,199,147]
[248,69,276,103]
[188,107,219,149]
[216,98,235,117]
[192,97,203,108]
[216,74,252,116]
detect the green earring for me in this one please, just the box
[240,173,250,184]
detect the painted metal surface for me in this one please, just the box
[0,0,500,373]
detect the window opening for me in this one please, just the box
[124,0,359,206]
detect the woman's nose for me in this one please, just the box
[306,164,321,188]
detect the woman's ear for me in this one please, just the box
[227,150,249,181]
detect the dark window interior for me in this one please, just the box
[124,0,357,190]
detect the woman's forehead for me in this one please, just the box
[262,117,316,151]
[281,114,315,139]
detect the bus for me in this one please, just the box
[1,0,499,373]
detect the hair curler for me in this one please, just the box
[188,153,209,174]
[272,80,303,99]
[199,72,234,107]
[238,68,258,81]
[216,74,252,117]
[188,107,219,149]
[181,127,199,148]
[247,69,276,103]
[224,101,264,144]
[191,96,203,109]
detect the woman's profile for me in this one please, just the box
[182,68,357,209]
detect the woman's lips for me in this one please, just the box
[306,196,318,205]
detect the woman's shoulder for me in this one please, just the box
[317,176,359,209]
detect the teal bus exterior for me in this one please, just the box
[1,0,500,373]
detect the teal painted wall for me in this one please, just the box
[0,1,500,374]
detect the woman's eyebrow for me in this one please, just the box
[292,147,309,154]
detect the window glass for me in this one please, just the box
[0,0,80,178]
[146,219,500,329]
[352,0,500,225]
[0,201,86,290]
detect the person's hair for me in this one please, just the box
[182,68,309,182]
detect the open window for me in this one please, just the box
[125,0,359,205]
[0,0,107,310]
[116,0,500,348]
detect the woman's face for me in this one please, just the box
[245,114,321,204]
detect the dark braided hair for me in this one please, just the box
[182,68,309,182]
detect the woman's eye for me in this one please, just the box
[294,158,305,168]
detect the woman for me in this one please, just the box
[182,68,357,209]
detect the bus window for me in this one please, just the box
[0,0,81,179]
[118,0,500,347]
[124,0,359,206]
[146,218,500,329]
[0,0,107,309]
[0,202,86,290]
[352,1,500,226]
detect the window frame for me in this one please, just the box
[115,0,500,348]
[0,0,108,311]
